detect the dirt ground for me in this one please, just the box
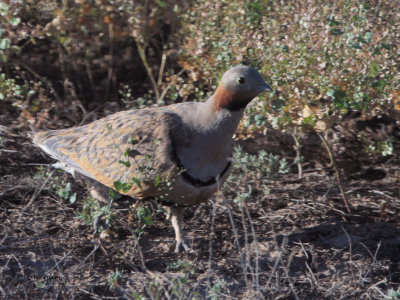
[1,101,400,299]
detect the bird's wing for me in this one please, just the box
[32,107,181,199]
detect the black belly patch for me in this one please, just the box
[181,161,232,188]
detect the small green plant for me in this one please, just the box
[232,146,290,180]
[167,259,195,273]
[210,278,228,300]
[77,196,100,225]
[224,147,289,202]
[379,138,394,156]
[55,182,77,204]
[358,134,394,157]
[0,3,37,108]
[131,291,147,300]
[34,280,47,289]
[77,197,114,232]
[170,275,192,299]
[234,186,253,204]
[108,268,124,290]
[0,70,35,103]
[370,138,394,157]
[0,2,21,62]
[146,259,198,299]
[148,278,165,299]
[119,84,148,108]
[35,167,77,203]
[136,205,153,226]
[165,260,198,299]
[366,138,394,157]
[383,287,400,300]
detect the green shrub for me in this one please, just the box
[178,0,399,135]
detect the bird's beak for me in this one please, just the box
[261,81,273,93]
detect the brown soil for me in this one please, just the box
[1,101,400,299]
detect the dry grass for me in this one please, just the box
[1,109,400,299]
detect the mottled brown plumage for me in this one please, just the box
[32,65,271,252]
[34,108,177,198]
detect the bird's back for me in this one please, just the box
[32,106,180,198]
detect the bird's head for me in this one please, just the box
[213,65,272,111]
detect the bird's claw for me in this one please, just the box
[175,240,194,253]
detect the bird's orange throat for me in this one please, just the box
[212,84,234,112]
[212,84,249,112]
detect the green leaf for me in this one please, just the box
[113,180,122,191]
[137,206,153,225]
[348,42,362,49]
[154,174,162,186]
[330,28,344,36]
[123,148,131,156]
[332,89,347,107]
[301,116,317,127]
[0,38,10,50]
[122,183,131,192]
[254,114,266,126]
[271,99,285,112]
[364,31,373,44]
[250,1,263,14]
[372,47,381,56]
[381,42,393,50]
[119,160,131,167]
[131,177,142,188]
[65,182,71,193]
[0,3,9,16]
[69,193,77,204]
[156,0,168,8]
[10,17,21,26]
[369,61,380,77]
[281,45,289,52]
[108,189,121,200]
[327,16,340,27]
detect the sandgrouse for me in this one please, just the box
[32,65,272,252]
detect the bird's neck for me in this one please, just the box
[201,96,245,138]
[211,84,251,112]
[211,84,234,111]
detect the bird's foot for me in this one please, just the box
[93,214,109,233]
[175,239,194,253]
[165,205,195,253]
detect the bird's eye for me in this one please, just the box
[236,76,246,85]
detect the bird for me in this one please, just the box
[31,65,272,252]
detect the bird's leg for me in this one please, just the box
[89,184,110,204]
[165,205,191,252]
[89,181,113,233]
